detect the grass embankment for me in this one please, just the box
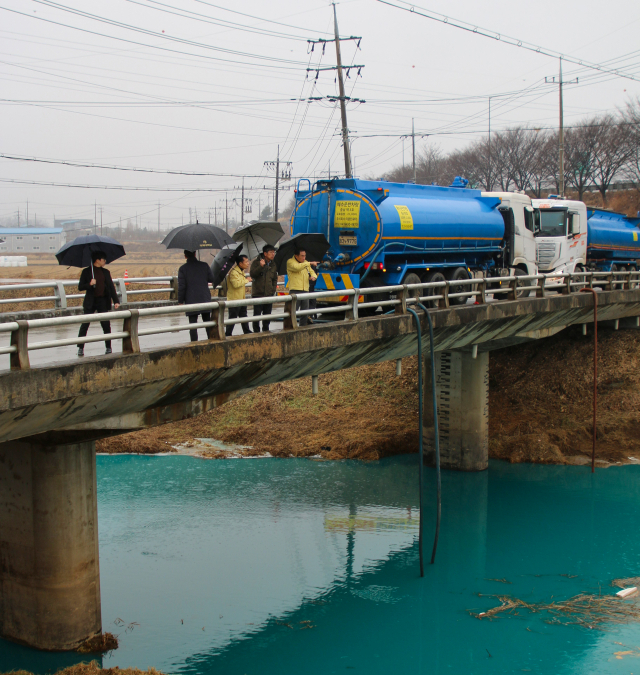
[100,325,640,465]
[2,665,163,675]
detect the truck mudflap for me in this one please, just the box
[279,272,363,302]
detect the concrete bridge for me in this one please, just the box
[1,271,639,651]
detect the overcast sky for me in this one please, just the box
[1,0,639,230]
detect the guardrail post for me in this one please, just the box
[587,272,594,289]
[122,310,140,354]
[53,281,67,309]
[345,290,359,321]
[536,276,546,298]
[607,271,614,291]
[170,276,179,301]
[439,282,450,309]
[395,286,408,314]
[561,274,571,295]
[477,278,486,304]
[10,320,30,370]
[283,294,298,330]
[116,278,128,304]
[507,276,519,301]
[623,271,631,291]
[209,302,226,340]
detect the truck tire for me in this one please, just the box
[448,267,471,306]
[514,268,532,298]
[423,270,446,308]
[403,272,422,308]
[360,276,391,316]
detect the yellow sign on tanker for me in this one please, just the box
[334,200,360,228]
[395,205,413,230]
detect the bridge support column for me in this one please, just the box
[0,438,101,650]
[424,350,489,471]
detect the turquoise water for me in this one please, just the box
[2,455,640,674]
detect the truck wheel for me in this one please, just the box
[630,265,638,289]
[402,272,422,308]
[448,267,471,306]
[514,268,532,298]
[359,277,391,316]
[423,270,446,308]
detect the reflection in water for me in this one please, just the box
[2,456,640,674]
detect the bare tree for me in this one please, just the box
[591,114,634,204]
[620,97,640,193]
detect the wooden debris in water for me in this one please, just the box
[612,576,640,588]
[76,632,119,653]
[471,592,640,629]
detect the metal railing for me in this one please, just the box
[1,270,639,371]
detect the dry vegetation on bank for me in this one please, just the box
[2,664,164,675]
[100,325,640,465]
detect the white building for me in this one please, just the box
[0,228,66,254]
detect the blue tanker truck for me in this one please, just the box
[290,177,538,304]
[532,197,640,275]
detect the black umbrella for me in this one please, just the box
[274,233,330,275]
[211,243,243,288]
[162,222,233,252]
[55,234,126,268]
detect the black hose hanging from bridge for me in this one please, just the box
[406,306,425,577]
[417,302,441,565]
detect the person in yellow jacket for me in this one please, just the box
[225,254,252,336]
[286,247,318,326]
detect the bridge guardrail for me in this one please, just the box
[1,270,639,371]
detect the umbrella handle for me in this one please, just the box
[91,260,94,279]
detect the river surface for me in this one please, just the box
[2,455,640,674]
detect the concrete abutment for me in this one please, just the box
[0,438,101,650]
[424,350,489,471]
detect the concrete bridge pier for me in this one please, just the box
[424,350,489,471]
[0,437,101,650]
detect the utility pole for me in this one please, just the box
[225,193,228,233]
[26,200,29,227]
[412,118,416,184]
[158,202,160,233]
[100,206,103,235]
[264,145,292,222]
[546,57,578,198]
[94,201,97,234]
[241,178,245,228]
[488,96,492,191]
[333,3,352,178]
[307,8,363,179]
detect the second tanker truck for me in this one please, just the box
[290,177,538,303]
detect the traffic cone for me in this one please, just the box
[124,269,129,286]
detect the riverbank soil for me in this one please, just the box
[99,325,640,465]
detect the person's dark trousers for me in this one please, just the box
[226,306,251,336]
[188,311,211,342]
[308,277,317,319]
[77,297,112,349]
[252,299,273,332]
[296,291,310,327]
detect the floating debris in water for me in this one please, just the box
[612,576,640,588]
[471,590,640,630]
[76,632,119,653]
[485,578,512,584]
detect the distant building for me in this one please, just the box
[0,228,66,253]
[54,219,94,235]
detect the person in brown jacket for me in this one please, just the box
[249,244,278,332]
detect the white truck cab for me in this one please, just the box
[482,191,539,276]
[531,198,588,274]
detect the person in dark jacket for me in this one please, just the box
[77,250,120,356]
[178,250,215,342]
[249,244,278,332]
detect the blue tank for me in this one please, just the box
[587,208,640,263]
[291,178,506,287]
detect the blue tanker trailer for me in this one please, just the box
[290,178,538,301]
[532,198,640,274]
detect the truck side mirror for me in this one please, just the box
[567,214,576,236]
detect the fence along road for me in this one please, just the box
[1,270,639,372]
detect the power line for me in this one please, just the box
[377,0,640,83]
[0,178,272,192]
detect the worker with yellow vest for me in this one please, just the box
[286,247,318,327]
[225,254,252,336]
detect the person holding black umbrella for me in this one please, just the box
[77,250,120,356]
[178,250,216,342]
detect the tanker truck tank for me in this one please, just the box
[290,178,537,299]
[586,208,640,270]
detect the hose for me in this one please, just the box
[406,307,425,577]
[417,302,441,565]
[407,301,441,574]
